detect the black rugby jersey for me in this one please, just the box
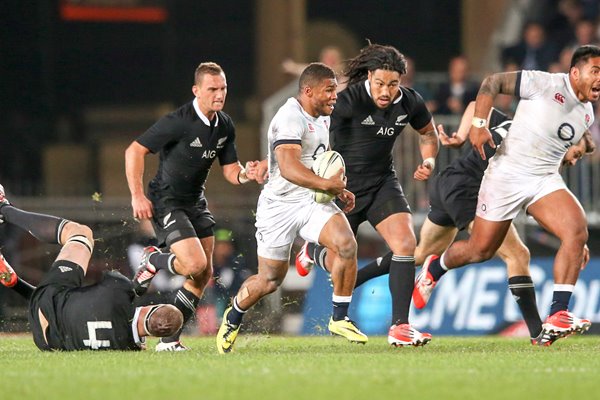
[330,81,432,193]
[137,101,239,204]
[444,109,510,181]
[57,271,140,351]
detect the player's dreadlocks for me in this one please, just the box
[344,42,407,86]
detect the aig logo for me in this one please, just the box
[376,127,395,136]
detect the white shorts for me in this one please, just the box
[476,171,566,221]
[255,194,341,261]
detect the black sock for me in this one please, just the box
[390,255,415,325]
[13,278,36,300]
[355,252,392,288]
[508,276,542,337]
[162,287,199,342]
[332,300,350,321]
[308,243,328,270]
[148,252,175,272]
[2,206,65,244]
[427,256,447,282]
[226,296,246,326]
[549,290,572,316]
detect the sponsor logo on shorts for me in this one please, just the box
[58,266,73,273]
[163,213,176,229]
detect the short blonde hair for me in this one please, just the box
[194,62,224,85]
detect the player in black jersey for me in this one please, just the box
[0,186,183,351]
[296,43,439,346]
[125,62,263,351]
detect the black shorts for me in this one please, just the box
[151,202,215,248]
[28,260,84,351]
[427,171,479,231]
[340,174,411,234]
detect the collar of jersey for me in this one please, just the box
[193,98,220,126]
[291,97,322,122]
[563,73,589,105]
[364,80,403,104]
[131,306,146,348]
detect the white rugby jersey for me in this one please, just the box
[262,97,330,202]
[488,70,593,176]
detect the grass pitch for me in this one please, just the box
[2,334,599,400]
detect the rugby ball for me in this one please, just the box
[311,150,345,203]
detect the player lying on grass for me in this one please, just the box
[298,101,593,346]
[0,185,183,351]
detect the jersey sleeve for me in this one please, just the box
[271,112,305,149]
[408,90,432,131]
[136,113,186,154]
[516,70,552,100]
[218,122,239,166]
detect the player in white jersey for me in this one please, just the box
[414,45,600,344]
[216,63,368,354]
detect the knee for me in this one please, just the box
[176,256,209,278]
[260,271,285,294]
[469,245,495,263]
[62,222,94,245]
[573,228,589,246]
[331,234,357,260]
[389,234,416,255]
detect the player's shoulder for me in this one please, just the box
[217,111,235,130]
[521,70,566,88]
[345,81,367,96]
[171,101,196,120]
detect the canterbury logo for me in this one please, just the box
[361,115,375,125]
[163,213,176,229]
[395,114,408,125]
[58,266,73,273]
[190,137,203,147]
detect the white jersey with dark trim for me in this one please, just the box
[262,98,330,202]
[488,71,593,176]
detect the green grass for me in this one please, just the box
[2,334,599,400]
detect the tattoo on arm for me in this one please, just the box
[479,72,518,97]
[419,129,438,146]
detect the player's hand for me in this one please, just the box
[337,189,355,213]
[324,168,346,195]
[131,194,153,220]
[469,125,495,160]
[255,159,269,184]
[438,123,466,148]
[581,244,590,270]
[244,160,259,181]
[413,161,434,181]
